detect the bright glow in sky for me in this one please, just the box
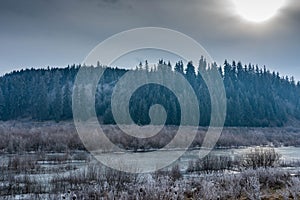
[0,0,299,79]
[233,0,286,22]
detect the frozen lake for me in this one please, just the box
[168,146,300,173]
[89,146,300,172]
[0,146,300,198]
[182,146,300,162]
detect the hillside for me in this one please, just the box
[0,58,299,127]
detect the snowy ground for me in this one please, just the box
[0,147,300,199]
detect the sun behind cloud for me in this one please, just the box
[232,0,286,23]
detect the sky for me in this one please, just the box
[0,0,299,78]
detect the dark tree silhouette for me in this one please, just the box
[0,58,299,127]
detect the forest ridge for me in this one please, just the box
[0,57,299,127]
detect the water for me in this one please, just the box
[1,147,299,174]
[182,146,300,161]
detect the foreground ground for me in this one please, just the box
[0,121,300,199]
[1,150,300,199]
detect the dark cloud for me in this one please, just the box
[0,0,299,78]
[102,0,120,4]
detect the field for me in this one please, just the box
[1,121,300,199]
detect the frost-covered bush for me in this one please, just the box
[286,177,300,199]
[243,147,281,169]
[243,176,261,200]
[186,154,234,173]
[169,164,182,181]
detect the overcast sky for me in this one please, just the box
[0,0,299,78]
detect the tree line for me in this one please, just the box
[0,57,299,127]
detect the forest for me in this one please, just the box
[0,57,299,127]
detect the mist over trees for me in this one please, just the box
[0,57,300,127]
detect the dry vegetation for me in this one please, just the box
[0,121,299,199]
[1,121,300,154]
[1,157,299,199]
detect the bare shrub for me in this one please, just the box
[286,177,300,199]
[169,164,182,181]
[202,155,234,172]
[187,154,234,173]
[186,161,195,173]
[104,167,137,191]
[218,174,243,199]
[256,168,289,190]
[243,147,281,169]
[243,176,261,200]
[7,155,38,172]
[195,179,220,200]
